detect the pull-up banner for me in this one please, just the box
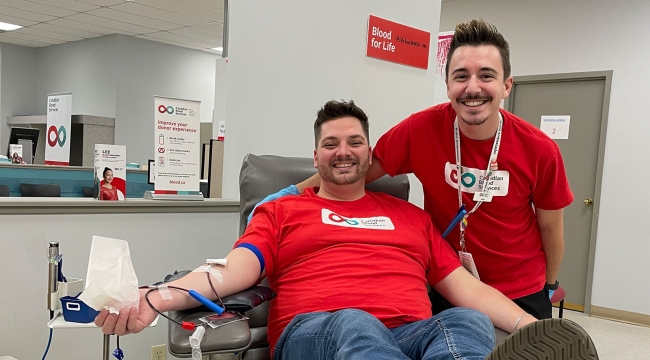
[366,15,431,70]
[45,92,72,166]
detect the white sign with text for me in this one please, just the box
[154,96,201,192]
[540,115,571,140]
[45,93,72,165]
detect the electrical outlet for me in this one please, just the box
[151,344,166,360]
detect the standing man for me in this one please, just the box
[252,19,573,320]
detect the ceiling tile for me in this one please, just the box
[25,0,100,12]
[67,13,159,35]
[0,15,38,27]
[75,0,128,6]
[178,0,224,12]
[87,7,184,31]
[168,26,222,43]
[110,2,206,26]
[0,34,50,47]
[48,18,134,35]
[0,5,57,22]
[16,27,84,42]
[144,30,219,49]
[131,0,223,23]
[1,31,66,45]
[1,0,78,17]
[30,23,103,39]
[191,22,222,34]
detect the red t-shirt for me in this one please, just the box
[373,102,573,299]
[234,188,461,352]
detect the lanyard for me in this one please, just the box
[454,114,503,252]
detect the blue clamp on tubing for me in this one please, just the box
[188,290,224,315]
[442,205,467,239]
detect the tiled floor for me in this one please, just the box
[555,308,650,359]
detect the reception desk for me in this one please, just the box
[0,188,241,360]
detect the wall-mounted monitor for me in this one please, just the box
[8,127,39,164]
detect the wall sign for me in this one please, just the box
[366,15,431,69]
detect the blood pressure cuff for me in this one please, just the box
[156,270,276,313]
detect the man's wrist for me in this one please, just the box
[547,280,559,290]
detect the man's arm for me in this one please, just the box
[536,208,565,285]
[434,267,536,333]
[95,247,263,335]
[296,156,387,193]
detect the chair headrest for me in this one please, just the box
[238,154,409,235]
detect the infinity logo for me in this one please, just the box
[328,212,359,225]
[158,105,174,114]
[158,147,165,153]
[47,125,67,147]
[450,169,476,188]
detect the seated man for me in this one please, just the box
[96,100,597,360]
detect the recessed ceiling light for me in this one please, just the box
[211,47,223,52]
[0,22,22,31]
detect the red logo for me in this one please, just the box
[158,148,165,153]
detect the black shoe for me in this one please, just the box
[485,318,599,360]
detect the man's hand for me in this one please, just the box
[94,288,158,336]
[247,185,299,223]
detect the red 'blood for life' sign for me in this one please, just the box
[366,15,431,69]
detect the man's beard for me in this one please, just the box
[460,115,489,126]
[319,156,370,185]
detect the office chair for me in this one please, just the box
[166,154,508,359]
[551,285,567,318]
[20,183,61,197]
[82,186,95,198]
[0,185,9,197]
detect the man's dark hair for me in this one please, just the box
[445,19,511,80]
[314,100,369,147]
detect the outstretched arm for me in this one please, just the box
[434,267,537,333]
[95,247,263,335]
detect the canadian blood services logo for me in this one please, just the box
[158,104,174,114]
[47,125,67,147]
[321,209,394,230]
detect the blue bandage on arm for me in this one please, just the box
[236,243,266,274]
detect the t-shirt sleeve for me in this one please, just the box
[233,202,280,277]
[425,218,462,286]
[373,115,413,176]
[531,141,574,210]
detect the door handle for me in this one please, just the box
[583,198,593,206]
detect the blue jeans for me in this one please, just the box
[274,308,495,360]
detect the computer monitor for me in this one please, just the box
[8,127,39,164]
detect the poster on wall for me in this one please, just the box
[153,96,201,195]
[45,92,72,166]
[437,31,454,76]
[94,144,127,201]
[9,144,23,164]
[366,15,431,69]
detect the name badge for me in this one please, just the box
[459,251,480,280]
[473,192,493,202]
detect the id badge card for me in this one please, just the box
[458,251,480,280]
[473,192,493,202]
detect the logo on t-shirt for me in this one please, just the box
[444,162,509,196]
[321,209,395,230]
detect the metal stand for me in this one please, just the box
[103,334,111,360]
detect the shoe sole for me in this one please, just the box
[485,318,599,360]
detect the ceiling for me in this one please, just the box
[0,0,224,54]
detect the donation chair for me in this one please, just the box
[20,183,61,197]
[0,185,9,197]
[167,154,507,359]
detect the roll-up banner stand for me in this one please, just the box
[145,96,203,200]
[45,92,72,166]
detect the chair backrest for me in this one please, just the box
[81,186,95,198]
[0,185,9,197]
[20,183,61,197]
[238,154,410,235]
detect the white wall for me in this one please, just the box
[0,211,240,360]
[0,43,39,152]
[440,0,650,315]
[221,0,443,208]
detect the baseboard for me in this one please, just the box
[590,305,650,328]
